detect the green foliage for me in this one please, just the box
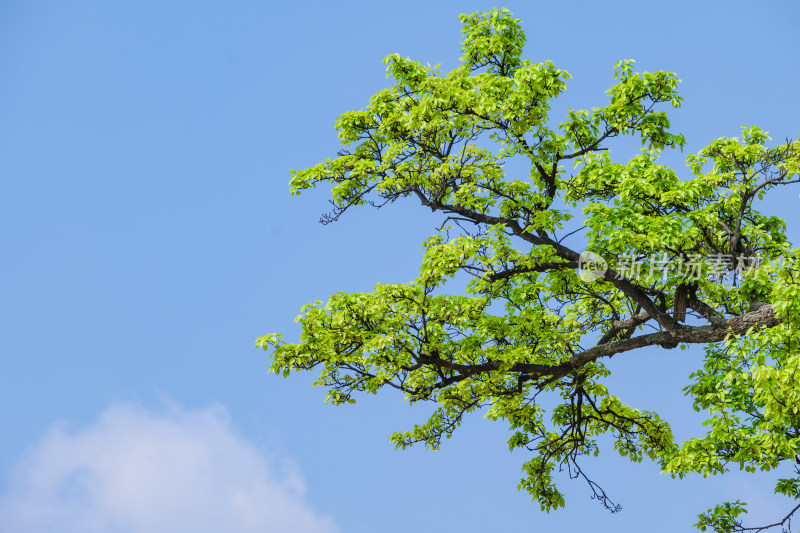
[259,8,800,531]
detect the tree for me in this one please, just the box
[258,8,800,532]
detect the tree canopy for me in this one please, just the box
[258,8,800,532]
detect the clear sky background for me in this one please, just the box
[1,1,798,532]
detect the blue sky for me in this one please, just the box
[1,1,798,532]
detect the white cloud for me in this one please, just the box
[0,403,339,533]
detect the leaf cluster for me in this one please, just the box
[259,8,800,530]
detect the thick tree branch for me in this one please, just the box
[417,194,680,334]
[487,261,579,282]
[413,304,781,383]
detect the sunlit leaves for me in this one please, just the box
[263,8,800,531]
